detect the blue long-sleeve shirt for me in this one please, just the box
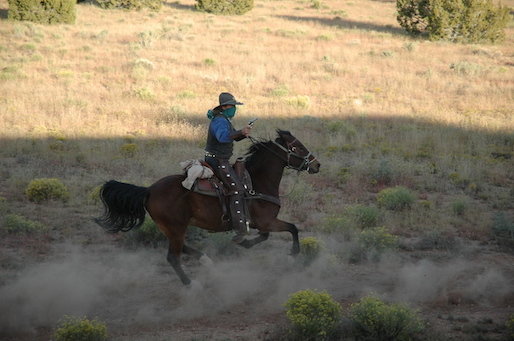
[210,116,232,143]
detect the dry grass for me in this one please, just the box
[0,0,513,137]
[0,0,513,244]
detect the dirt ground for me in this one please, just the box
[1,226,514,341]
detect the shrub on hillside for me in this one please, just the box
[8,0,75,24]
[3,214,48,234]
[349,296,424,340]
[54,316,108,341]
[491,212,514,253]
[119,143,140,158]
[25,178,69,203]
[349,226,398,263]
[299,236,325,265]
[195,0,253,15]
[97,0,162,11]
[377,186,415,211]
[396,0,510,43]
[428,0,510,43]
[284,289,342,340]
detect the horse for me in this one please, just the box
[95,129,321,286]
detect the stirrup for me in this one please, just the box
[231,234,246,244]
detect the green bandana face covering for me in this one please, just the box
[222,106,236,119]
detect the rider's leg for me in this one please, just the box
[205,157,248,243]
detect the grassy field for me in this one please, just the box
[0,0,513,339]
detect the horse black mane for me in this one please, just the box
[244,129,291,169]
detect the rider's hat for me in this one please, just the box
[219,92,243,106]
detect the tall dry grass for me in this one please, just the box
[0,0,512,138]
[0,0,513,240]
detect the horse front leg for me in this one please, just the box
[246,219,301,256]
[288,222,300,256]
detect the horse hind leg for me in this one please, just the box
[166,242,192,286]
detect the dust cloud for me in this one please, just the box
[392,258,513,306]
[1,239,512,337]
[0,244,159,334]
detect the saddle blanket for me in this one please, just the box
[180,159,214,190]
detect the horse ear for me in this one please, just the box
[276,129,292,140]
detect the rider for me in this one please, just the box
[204,92,252,244]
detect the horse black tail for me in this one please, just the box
[95,180,149,233]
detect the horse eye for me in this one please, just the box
[291,147,296,151]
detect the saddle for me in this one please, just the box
[189,159,280,229]
[192,159,252,196]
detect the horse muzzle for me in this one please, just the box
[307,160,321,174]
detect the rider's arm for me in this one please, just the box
[212,117,250,142]
[211,117,232,143]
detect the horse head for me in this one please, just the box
[275,130,321,174]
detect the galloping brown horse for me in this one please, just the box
[95,130,320,286]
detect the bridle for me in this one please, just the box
[249,136,317,172]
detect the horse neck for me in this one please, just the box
[246,152,287,197]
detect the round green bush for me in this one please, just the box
[54,316,108,341]
[377,186,415,211]
[300,236,325,261]
[284,289,342,339]
[195,0,253,15]
[349,227,398,263]
[119,143,140,158]
[25,178,69,203]
[349,296,424,341]
[3,214,48,234]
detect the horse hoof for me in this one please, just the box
[199,255,214,268]
[186,280,203,291]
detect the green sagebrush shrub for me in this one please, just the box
[54,316,108,341]
[377,186,415,211]
[284,289,342,340]
[119,143,140,158]
[8,0,75,24]
[349,226,398,263]
[98,0,162,11]
[396,0,510,43]
[195,0,253,15]
[25,178,69,203]
[299,236,325,266]
[492,212,514,253]
[3,214,48,234]
[349,296,424,341]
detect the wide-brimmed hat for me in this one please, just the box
[219,92,243,106]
